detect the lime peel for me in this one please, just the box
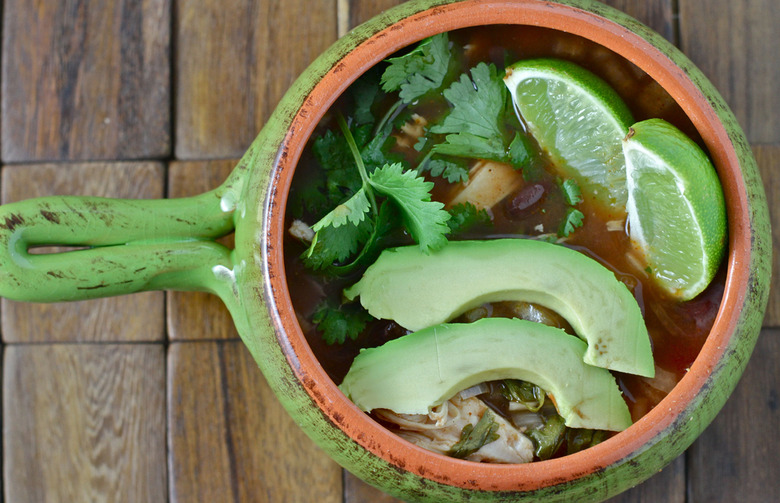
[623,119,727,300]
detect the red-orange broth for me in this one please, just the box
[283,26,723,437]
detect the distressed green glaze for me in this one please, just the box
[0,0,770,501]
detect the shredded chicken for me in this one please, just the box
[375,395,534,464]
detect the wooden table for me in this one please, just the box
[0,1,777,501]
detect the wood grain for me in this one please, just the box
[754,145,779,327]
[167,159,239,341]
[602,0,675,43]
[346,0,675,42]
[168,340,343,502]
[346,0,406,30]
[608,455,685,503]
[3,344,167,502]
[679,0,779,144]
[344,471,404,503]
[174,0,338,159]
[0,162,165,343]
[686,328,780,502]
[1,0,171,162]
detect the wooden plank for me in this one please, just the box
[168,340,343,502]
[687,328,780,502]
[344,471,404,503]
[167,159,239,341]
[174,0,338,159]
[679,0,779,144]
[754,145,779,327]
[602,0,675,44]
[344,451,685,502]
[1,0,171,161]
[346,0,675,42]
[346,0,406,30]
[0,162,165,343]
[3,343,167,502]
[608,455,685,502]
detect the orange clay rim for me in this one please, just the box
[267,0,751,492]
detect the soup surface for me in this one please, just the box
[283,25,723,460]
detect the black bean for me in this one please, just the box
[506,183,546,218]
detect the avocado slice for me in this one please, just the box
[339,318,632,431]
[345,239,654,377]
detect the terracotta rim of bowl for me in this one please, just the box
[266,0,750,492]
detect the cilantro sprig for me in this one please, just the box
[381,33,452,104]
[558,178,585,238]
[312,298,374,345]
[447,202,491,235]
[429,62,529,165]
[431,62,509,157]
[409,62,532,184]
[304,115,451,273]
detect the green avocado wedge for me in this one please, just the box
[339,318,632,431]
[345,239,654,377]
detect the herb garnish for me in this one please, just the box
[559,207,585,237]
[381,33,453,104]
[431,62,512,162]
[304,115,450,273]
[447,409,501,459]
[558,178,585,237]
[312,298,375,345]
[447,202,491,235]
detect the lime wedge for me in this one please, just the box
[622,118,727,300]
[504,58,633,211]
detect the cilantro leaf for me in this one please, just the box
[508,132,532,167]
[432,132,508,162]
[311,188,371,231]
[561,178,583,206]
[368,163,451,252]
[351,70,382,125]
[425,157,469,183]
[361,124,397,174]
[312,128,363,204]
[430,62,507,145]
[288,172,329,218]
[312,299,373,345]
[303,218,373,271]
[447,202,491,235]
[559,208,584,237]
[447,409,500,459]
[381,33,452,104]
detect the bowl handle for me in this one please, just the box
[0,186,238,304]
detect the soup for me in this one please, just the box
[283,25,724,463]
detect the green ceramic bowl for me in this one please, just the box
[0,1,770,501]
